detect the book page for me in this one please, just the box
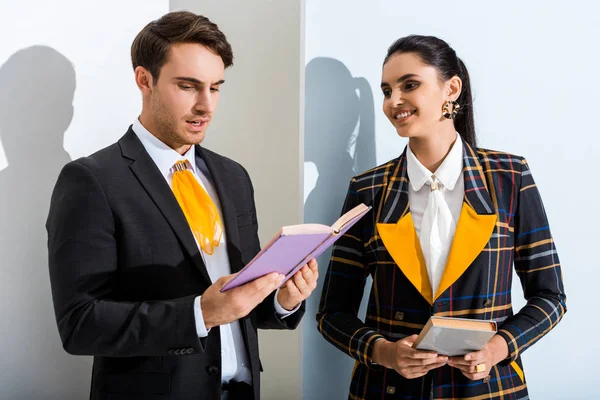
[281,223,331,236]
[432,317,496,332]
[331,203,370,234]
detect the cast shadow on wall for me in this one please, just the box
[0,46,91,399]
[303,57,376,400]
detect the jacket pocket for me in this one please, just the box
[97,372,171,394]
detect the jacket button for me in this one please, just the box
[386,386,396,394]
[483,375,491,383]
[394,312,404,321]
[168,349,175,355]
[207,365,220,376]
[484,299,492,307]
[186,348,194,355]
[174,349,181,355]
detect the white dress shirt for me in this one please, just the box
[406,133,464,296]
[132,119,295,384]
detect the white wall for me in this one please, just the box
[304,1,598,399]
[0,1,168,398]
[3,1,593,399]
[170,1,305,399]
[1,1,305,398]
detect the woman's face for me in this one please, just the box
[381,52,459,140]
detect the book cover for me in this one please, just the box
[413,316,497,356]
[220,203,371,292]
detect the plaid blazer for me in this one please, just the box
[317,140,566,399]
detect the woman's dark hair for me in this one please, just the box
[384,35,476,148]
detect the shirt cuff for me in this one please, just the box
[273,288,301,318]
[193,295,210,337]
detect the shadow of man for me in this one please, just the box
[303,57,376,400]
[0,46,91,399]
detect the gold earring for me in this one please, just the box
[442,100,460,120]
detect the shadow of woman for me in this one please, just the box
[303,57,376,400]
[0,46,91,399]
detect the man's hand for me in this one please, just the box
[372,335,448,379]
[201,272,285,329]
[448,335,509,380]
[277,259,319,311]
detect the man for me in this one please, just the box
[46,11,318,400]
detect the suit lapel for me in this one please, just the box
[375,142,498,304]
[119,129,211,283]
[196,145,244,274]
[197,146,252,367]
[434,142,497,300]
[376,150,434,305]
[378,151,410,225]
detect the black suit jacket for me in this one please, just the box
[46,128,304,400]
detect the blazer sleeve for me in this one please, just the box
[316,178,385,367]
[496,158,567,363]
[47,160,204,357]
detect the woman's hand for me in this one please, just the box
[372,335,448,379]
[448,335,509,380]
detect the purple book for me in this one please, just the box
[221,203,371,291]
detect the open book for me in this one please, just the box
[221,203,371,292]
[413,316,497,356]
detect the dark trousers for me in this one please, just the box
[221,381,254,400]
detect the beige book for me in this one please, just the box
[413,316,497,356]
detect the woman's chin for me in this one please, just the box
[395,128,415,139]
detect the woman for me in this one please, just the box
[316,35,566,399]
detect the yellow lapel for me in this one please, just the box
[376,151,433,304]
[375,141,498,304]
[434,202,496,300]
[433,142,498,300]
[377,214,433,305]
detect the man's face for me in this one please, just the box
[146,43,225,152]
